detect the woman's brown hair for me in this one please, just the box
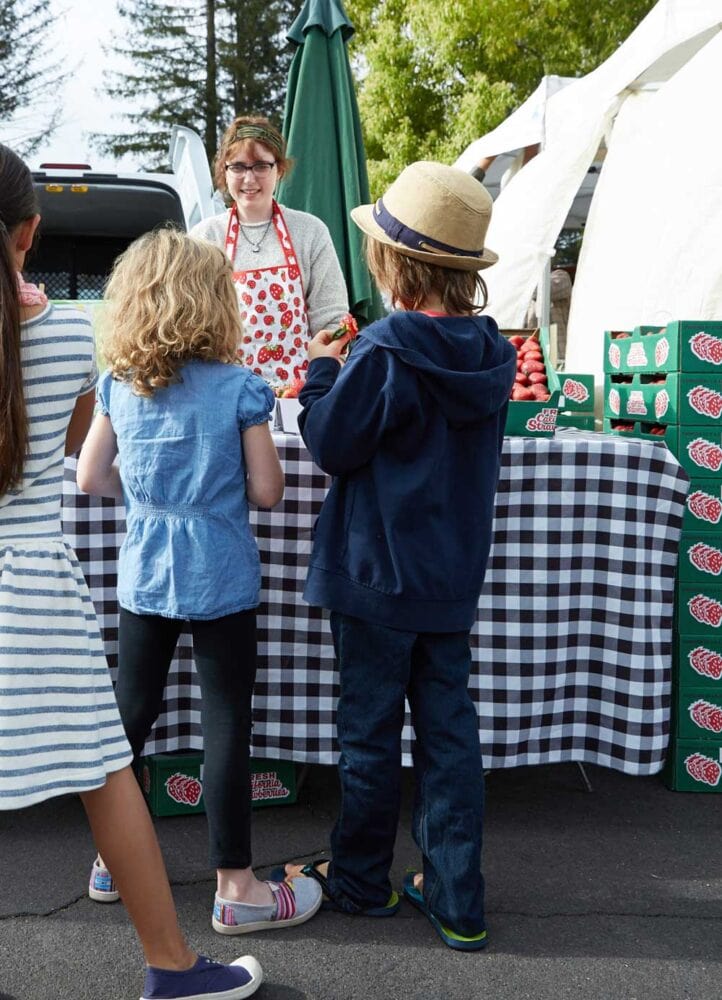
[366,238,488,316]
[213,115,292,198]
[0,144,38,497]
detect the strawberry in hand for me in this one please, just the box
[330,312,359,342]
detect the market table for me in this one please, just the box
[62,429,688,775]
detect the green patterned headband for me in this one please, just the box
[231,125,284,158]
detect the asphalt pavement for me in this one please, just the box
[1,761,721,1000]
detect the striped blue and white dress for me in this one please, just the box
[0,303,132,809]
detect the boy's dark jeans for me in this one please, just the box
[327,611,486,935]
[114,607,258,869]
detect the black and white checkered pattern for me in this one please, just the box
[62,429,688,775]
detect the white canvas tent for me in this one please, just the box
[454,0,722,385]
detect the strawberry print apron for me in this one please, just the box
[225,200,310,388]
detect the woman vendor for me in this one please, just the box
[191,116,349,389]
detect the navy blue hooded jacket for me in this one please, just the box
[298,310,516,633]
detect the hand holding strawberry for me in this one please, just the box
[330,312,359,342]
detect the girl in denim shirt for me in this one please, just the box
[78,229,322,935]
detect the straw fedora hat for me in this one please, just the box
[351,161,498,271]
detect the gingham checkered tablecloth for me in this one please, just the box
[61,429,688,775]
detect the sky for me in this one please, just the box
[27,1,136,170]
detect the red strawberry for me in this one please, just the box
[263,315,274,326]
[294,337,303,348]
[270,345,283,361]
[280,311,293,329]
[276,367,289,381]
[269,283,284,300]
[257,346,271,364]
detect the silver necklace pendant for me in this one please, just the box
[240,218,273,254]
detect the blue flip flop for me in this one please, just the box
[402,872,488,951]
[267,858,400,917]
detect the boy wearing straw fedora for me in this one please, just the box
[281,162,516,950]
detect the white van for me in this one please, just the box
[27,127,220,297]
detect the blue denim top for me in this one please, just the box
[97,361,274,620]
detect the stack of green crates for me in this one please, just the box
[555,373,596,430]
[603,320,722,792]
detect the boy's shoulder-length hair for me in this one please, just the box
[101,227,241,397]
[366,238,488,315]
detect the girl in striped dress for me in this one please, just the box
[0,143,262,1000]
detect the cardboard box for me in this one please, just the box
[677,533,722,585]
[663,738,722,792]
[682,481,722,534]
[139,752,297,817]
[558,373,595,412]
[677,583,722,635]
[675,635,722,689]
[555,412,596,430]
[602,418,677,451]
[676,426,722,479]
[604,371,722,426]
[674,686,722,740]
[503,327,560,438]
[604,320,722,375]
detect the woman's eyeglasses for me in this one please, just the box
[225,161,277,176]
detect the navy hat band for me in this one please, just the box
[372,197,483,259]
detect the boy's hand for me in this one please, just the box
[307,328,353,363]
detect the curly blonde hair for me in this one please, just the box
[102,228,241,396]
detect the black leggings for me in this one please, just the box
[114,607,258,869]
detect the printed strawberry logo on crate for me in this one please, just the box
[687,489,722,525]
[608,343,621,370]
[654,388,670,420]
[687,541,722,576]
[689,645,722,681]
[688,593,722,627]
[687,436,722,473]
[165,771,203,807]
[688,697,722,734]
[690,331,722,366]
[684,752,721,787]
[687,385,722,419]
[655,337,670,367]
[608,387,621,415]
[561,378,590,405]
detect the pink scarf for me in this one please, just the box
[17,272,48,307]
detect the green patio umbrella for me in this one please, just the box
[276,0,383,324]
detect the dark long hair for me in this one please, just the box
[0,144,38,497]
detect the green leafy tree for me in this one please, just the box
[0,0,66,155]
[93,0,300,170]
[346,0,657,194]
